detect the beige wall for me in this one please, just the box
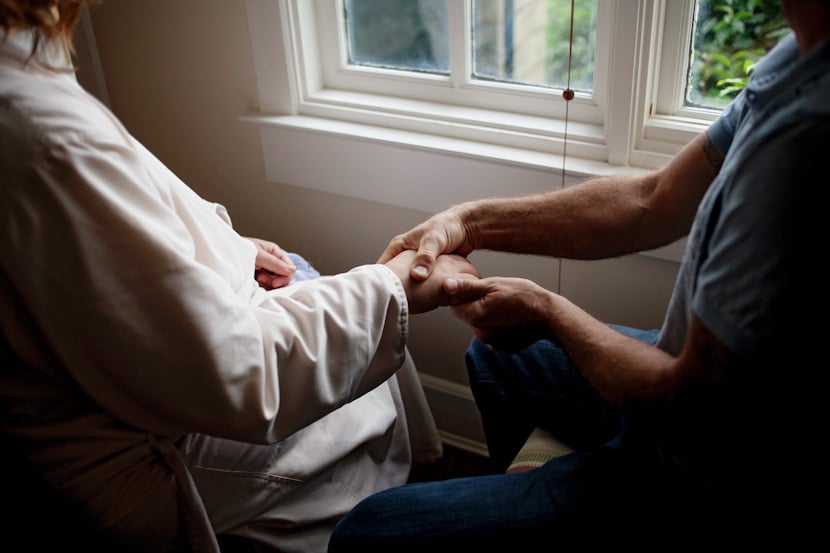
[78,0,678,441]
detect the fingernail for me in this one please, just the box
[413,265,428,278]
[445,278,458,291]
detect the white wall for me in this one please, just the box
[79,0,678,451]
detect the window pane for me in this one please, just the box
[344,0,449,74]
[686,0,790,109]
[472,0,596,92]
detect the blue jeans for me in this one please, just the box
[466,325,655,472]
[326,326,736,550]
[329,322,822,550]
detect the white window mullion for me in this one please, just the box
[308,0,338,95]
[449,0,469,90]
[655,0,695,116]
[603,0,641,166]
[629,0,666,162]
[244,0,298,114]
[633,0,713,167]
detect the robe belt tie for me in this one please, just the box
[148,435,221,553]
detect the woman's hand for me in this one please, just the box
[246,237,297,290]
[384,250,480,314]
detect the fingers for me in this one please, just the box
[377,237,438,282]
[256,245,297,278]
[410,248,438,281]
[246,237,298,290]
[258,260,296,285]
[272,252,298,277]
[376,240,405,265]
[443,277,487,304]
[379,242,437,282]
[255,268,294,290]
[408,222,458,280]
[378,220,453,281]
[264,258,297,277]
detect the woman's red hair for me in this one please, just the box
[0,0,96,55]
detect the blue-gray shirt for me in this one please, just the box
[656,33,830,362]
[649,33,830,488]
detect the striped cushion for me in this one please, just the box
[506,427,573,473]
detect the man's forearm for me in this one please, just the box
[459,175,666,260]
[543,293,678,412]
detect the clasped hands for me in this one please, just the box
[246,218,553,351]
[378,211,553,351]
[382,246,549,351]
[246,235,481,316]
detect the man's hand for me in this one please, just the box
[377,206,475,282]
[384,249,480,314]
[246,237,297,290]
[444,276,554,351]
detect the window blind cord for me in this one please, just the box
[558,0,576,294]
[561,0,575,187]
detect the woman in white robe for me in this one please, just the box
[0,2,479,551]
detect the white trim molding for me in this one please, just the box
[418,372,488,456]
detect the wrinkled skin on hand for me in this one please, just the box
[445,276,553,351]
[378,206,474,282]
[384,249,480,314]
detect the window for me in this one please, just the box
[249,0,787,167]
[312,0,607,160]
[344,0,451,74]
[686,0,789,109]
[242,0,790,262]
[343,0,597,93]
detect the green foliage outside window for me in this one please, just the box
[344,0,791,110]
[544,0,595,92]
[689,0,790,108]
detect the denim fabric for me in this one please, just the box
[466,326,657,473]
[326,329,728,551]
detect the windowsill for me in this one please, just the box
[242,112,650,178]
[241,112,685,263]
[280,87,610,162]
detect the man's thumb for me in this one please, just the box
[410,248,437,281]
[443,277,484,304]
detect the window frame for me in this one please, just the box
[320,1,607,122]
[242,0,715,262]
[633,0,721,167]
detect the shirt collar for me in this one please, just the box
[745,33,830,110]
[0,29,73,70]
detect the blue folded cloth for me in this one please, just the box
[287,252,321,282]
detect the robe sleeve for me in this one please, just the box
[1,108,409,444]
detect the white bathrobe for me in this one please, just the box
[0,32,441,553]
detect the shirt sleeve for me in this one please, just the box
[691,121,823,360]
[705,32,799,157]
[706,88,747,156]
[1,112,409,445]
